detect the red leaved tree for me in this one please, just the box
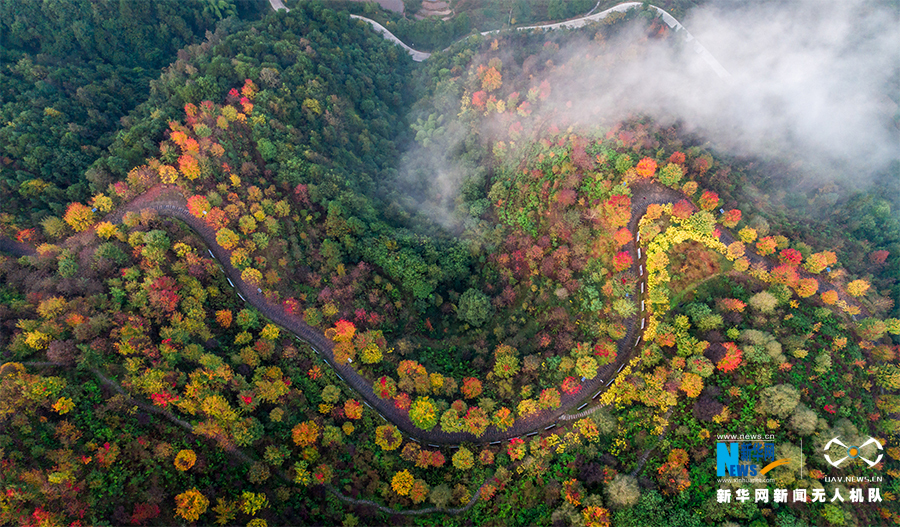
[717,343,742,373]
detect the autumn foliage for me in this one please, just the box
[635,157,657,178]
[717,343,743,373]
[174,488,209,522]
[174,449,197,471]
[291,420,321,447]
[63,202,95,232]
[698,190,719,211]
[391,469,415,495]
[613,251,633,272]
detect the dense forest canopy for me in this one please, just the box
[0,0,266,223]
[0,1,897,526]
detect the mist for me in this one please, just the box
[398,0,899,228]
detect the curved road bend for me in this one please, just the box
[1,183,656,444]
[112,193,654,445]
[322,0,730,81]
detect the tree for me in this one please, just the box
[606,474,640,508]
[636,157,657,178]
[472,90,487,109]
[821,290,838,305]
[717,343,743,373]
[604,195,632,227]
[614,228,632,247]
[215,310,232,328]
[507,438,526,460]
[392,470,415,495]
[680,372,703,398]
[698,190,719,211]
[759,384,800,418]
[482,67,502,92]
[460,377,483,399]
[846,280,870,297]
[721,209,741,228]
[410,479,429,504]
[458,288,492,327]
[291,421,320,447]
[241,268,262,287]
[374,425,403,451]
[788,404,818,436]
[63,202,95,232]
[452,447,474,470]
[671,200,693,220]
[430,484,452,508]
[174,449,197,471]
[561,376,581,395]
[409,397,439,431]
[440,409,464,433]
[576,356,599,379]
[613,251,632,272]
[804,251,837,274]
[175,488,209,522]
[779,248,803,266]
[216,228,239,250]
[796,278,818,298]
[749,291,778,313]
[187,195,211,218]
[464,407,490,437]
[344,399,363,420]
[658,163,683,187]
[493,353,520,378]
[857,318,887,341]
[538,388,562,410]
[756,236,776,255]
[492,407,514,431]
[770,264,800,288]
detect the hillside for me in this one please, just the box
[0,2,897,526]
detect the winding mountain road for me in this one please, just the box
[5,176,856,447]
[268,0,732,81]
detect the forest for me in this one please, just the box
[0,1,898,526]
